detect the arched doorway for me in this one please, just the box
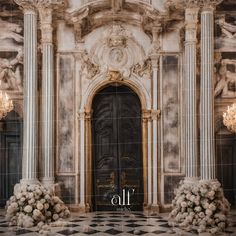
[92,85,143,211]
[0,110,23,207]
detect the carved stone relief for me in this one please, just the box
[215,58,236,98]
[0,49,23,92]
[215,15,236,51]
[88,24,146,79]
[0,16,23,93]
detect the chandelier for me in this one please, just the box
[223,103,236,133]
[0,91,14,120]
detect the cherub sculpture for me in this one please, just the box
[0,18,23,43]
[0,49,23,92]
[216,16,236,39]
[214,59,236,98]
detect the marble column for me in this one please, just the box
[184,7,199,180]
[15,2,38,184]
[200,2,219,180]
[150,25,161,210]
[39,6,55,186]
[142,110,152,205]
[151,55,160,209]
[79,110,86,210]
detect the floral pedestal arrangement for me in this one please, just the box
[168,180,230,234]
[5,183,70,232]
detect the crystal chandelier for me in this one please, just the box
[0,91,14,120]
[223,103,236,133]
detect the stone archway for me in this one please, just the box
[91,84,143,211]
[81,80,150,212]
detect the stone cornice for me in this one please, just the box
[14,0,67,12]
[165,0,223,10]
[65,0,165,41]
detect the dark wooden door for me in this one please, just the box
[92,85,143,211]
[216,133,236,206]
[0,111,22,207]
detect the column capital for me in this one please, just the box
[142,110,152,122]
[38,7,53,44]
[185,7,199,43]
[14,0,66,13]
[149,22,162,56]
[151,109,161,121]
[150,54,160,69]
[199,0,223,11]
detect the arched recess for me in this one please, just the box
[0,110,23,207]
[81,78,151,211]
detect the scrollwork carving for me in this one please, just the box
[75,50,100,80]
[132,58,152,80]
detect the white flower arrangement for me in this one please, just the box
[169,180,230,234]
[5,183,70,230]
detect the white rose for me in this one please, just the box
[24,205,33,213]
[37,202,44,211]
[52,214,59,221]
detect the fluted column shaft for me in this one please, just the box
[21,8,38,183]
[184,7,199,179]
[147,117,152,205]
[39,7,55,185]
[79,111,86,207]
[200,5,216,180]
[151,57,159,206]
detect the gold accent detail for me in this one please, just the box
[106,70,123,81]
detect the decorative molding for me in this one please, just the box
[14,0,66,12]
[142,109,152,122]
[151,109,161,121]
[106,70,123,82]
[88,24,146,79]
[75,49,100,80]
[132,58,152,79]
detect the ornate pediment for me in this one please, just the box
[87,24,147,79]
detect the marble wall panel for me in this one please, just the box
[56,176,75,204]
[162,55,181,173]
[164,175,184,204]
[57,55,75,173]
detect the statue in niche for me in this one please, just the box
[216,16,236,39]
[0,18,23,43]
[0,49,23,92]
[214,59,236,98]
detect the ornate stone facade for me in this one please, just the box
[0,0,235,213]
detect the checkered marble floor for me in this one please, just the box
[0,211,236,236]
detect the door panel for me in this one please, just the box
[92,85,143,211]
[216,134,236,206]
[0,111,22,207]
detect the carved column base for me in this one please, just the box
[69,203,90,213]
[144,204,160,214]
[20,178,40,185]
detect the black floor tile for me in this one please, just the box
[104,228,123,235]
[152,230,166,234]
[128,230,148,235]
[125,223,142,228]
[15,229,33,235]
[57,229,79,235]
